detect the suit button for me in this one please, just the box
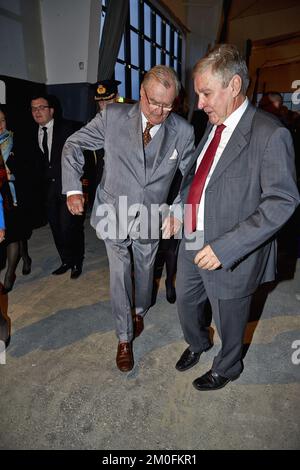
[49,165,52,169]
[52,178,55,182]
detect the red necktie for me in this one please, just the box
[185,124,226,233]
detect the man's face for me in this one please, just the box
[31,98,54,126]
[269,96,282,110]
[194,67,238,125]
[97,97,116,113]
[140,79,176,125]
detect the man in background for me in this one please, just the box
[31,94,85,279]
[85,80,122,207]
[94,79,121,113]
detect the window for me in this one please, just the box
[283,92,300,112]
[130,0,139,29]
[100,0,184,101]
[99,0,107,45]
[256,92,300,111]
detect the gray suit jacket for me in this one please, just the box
[62,102,194,241]
[180,103,300,299]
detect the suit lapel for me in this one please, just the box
[183,122,212,182]
[208,104,256,187]
[151,113,176,176]
[126,103,146,182]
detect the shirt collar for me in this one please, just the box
[39,118,54,131]
[223,97,249,130]
[141,112,161,131]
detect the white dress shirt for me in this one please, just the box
[141,112,161,138]
[38,118,54,161]
[195,98,249,231]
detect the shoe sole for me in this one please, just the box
[117,365,134,372]
[192,375,239,391]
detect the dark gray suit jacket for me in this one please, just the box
[180,103,300,299]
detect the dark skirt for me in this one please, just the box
[3,205,32,244]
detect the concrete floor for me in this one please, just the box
[0,220,300,450]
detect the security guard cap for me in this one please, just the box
[94,79,121,101]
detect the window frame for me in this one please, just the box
[100,0,184,100]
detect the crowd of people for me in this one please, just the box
[1,44,299,391]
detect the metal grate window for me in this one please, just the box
[100,0,184,100]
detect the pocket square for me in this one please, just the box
[169,149,178,160]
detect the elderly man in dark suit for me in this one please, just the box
[167,44,299,391]
[62,66,195,372]
[31,94,85,278]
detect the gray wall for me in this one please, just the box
[0,0,46,82]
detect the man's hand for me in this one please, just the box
[162,216,182,239]
[67,194,85,216]
[194,244,221,270]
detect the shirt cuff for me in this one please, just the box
[66,190,83,197]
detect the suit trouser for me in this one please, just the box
[176,233,252,379]
[47,184,85,266]
[105,238,159,342]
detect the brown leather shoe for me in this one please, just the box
[116,341,134,372]
[133,314,144,338]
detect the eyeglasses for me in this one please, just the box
[31,105,50,112]
[143,88,173,112]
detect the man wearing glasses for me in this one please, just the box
[62,66,194,372]
[31,94,85,279]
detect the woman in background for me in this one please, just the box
[0,193,10,347]
[0,105,32,293]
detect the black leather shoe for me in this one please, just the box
[175,344,212,372]
[52,263,71,275]
[70,265,82,279]
[193,369,238,391]
[22,257,32,275]
[165,280,176,304]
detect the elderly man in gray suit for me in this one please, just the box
[62,66,194,372]
[166,44,299,391]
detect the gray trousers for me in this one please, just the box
[105,238,159,342]
[176,233,252,379]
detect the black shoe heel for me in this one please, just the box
[22,257,32,275]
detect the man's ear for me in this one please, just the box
[231,74,242,97]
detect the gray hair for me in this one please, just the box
[143,65,181,96]
[193,44,250,95]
